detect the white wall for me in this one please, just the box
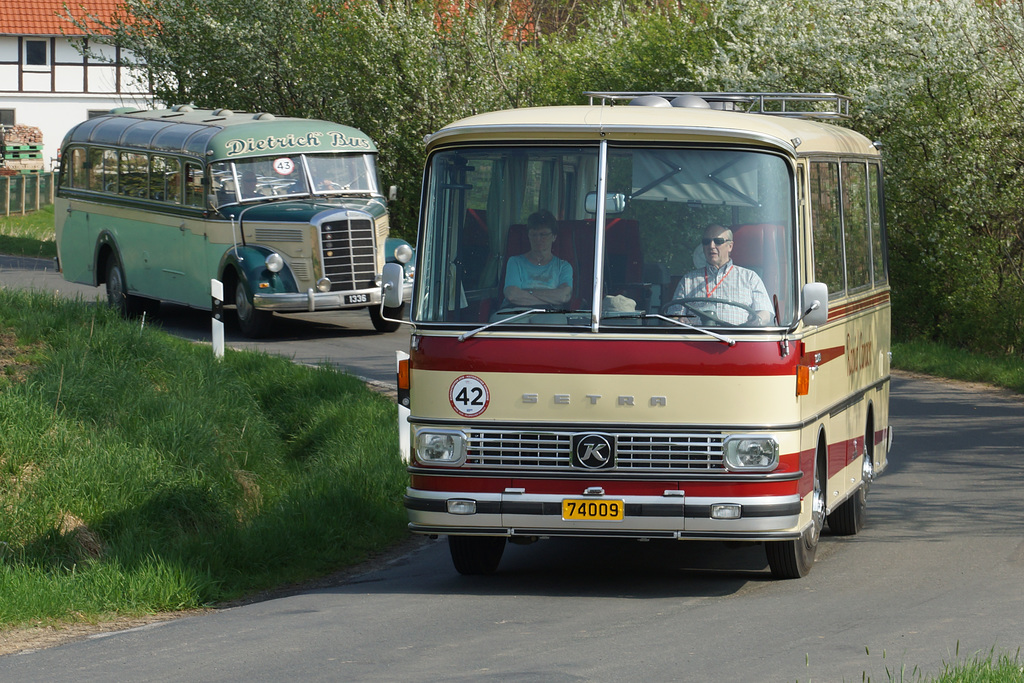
[4,93,155,170]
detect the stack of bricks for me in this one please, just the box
[1,125,45,173]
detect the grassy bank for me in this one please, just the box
[0,205,56,259]
[892,340,1024,394]
[0,289,408,628]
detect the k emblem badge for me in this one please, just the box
[572,434,615,470]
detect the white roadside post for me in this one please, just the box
[211,279,225,359]
[397,350,410,463]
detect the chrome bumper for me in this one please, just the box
[253,287,382,312]
[404,489,804,541]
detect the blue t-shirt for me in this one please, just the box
[504,254,573,292]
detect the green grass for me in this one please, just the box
[0,289,409,628]
[892,340,1024,394]
[853,645,1024,682]
[0,205,56,259]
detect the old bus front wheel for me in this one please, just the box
[448,535,506,575]
[766,446,826,579]
[234,280,273,338]
[369,303,405,333]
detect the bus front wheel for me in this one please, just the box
[234,280,273,338]
[448,535,506,575]
[369,303,404,333]
[766,448,825,579]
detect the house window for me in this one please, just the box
[0,110,14,127]
[25,40,48,67]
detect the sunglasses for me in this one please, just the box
[702,237,732,246]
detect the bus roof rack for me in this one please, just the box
[584,92,851,120]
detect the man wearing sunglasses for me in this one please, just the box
[667,224,773,326]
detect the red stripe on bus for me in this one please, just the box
[412,337,798,376]
[828,291,890,321]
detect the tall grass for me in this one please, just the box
[0,205,56,259]
[0,289,409,627]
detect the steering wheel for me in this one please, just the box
[660,297,759,327]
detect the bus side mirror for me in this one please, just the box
[800,282,829,326]
[585,192,626,214]
[389,185,398,202]
[382,262,405,308]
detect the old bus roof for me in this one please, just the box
[425,105,878,157]
[60,107,377,161]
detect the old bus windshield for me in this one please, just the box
[209,152,379,205]
[415,144,796,328]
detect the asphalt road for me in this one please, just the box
[0,255,410,387]
[1,256,1022,681]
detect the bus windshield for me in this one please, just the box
[414,144,797,329]
[210,152,380,205]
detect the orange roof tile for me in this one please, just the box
[0,0,125,36]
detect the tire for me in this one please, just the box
[766,447,825,579]
[105,255,144,317]
[234,279,273,338]
[827,420,874,536]
[448,535,506,575]
[369,303,404,333]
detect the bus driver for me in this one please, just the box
[668,224,773,326]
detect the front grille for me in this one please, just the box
[465,430,725,472]
[319,215,376,291]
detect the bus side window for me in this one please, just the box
[184,163,204,208]
[809,161,844,297]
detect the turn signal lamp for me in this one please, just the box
[796,365,810,396]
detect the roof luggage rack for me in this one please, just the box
[584,92,851,120]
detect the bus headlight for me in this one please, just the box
[265,252,284,273]
[316,277,332,293]
[415,429,467,465]
[723,436,779,472]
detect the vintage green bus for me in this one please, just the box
[55,106,407,336]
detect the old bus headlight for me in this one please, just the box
[316,277,332,293]
[415,429,467,465]
[265,252,284,273]
[723,436,779,472]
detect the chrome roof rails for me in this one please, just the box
[584,92,851,120]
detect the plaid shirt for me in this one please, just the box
[667,260,772,325]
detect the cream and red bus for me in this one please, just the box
[383,92,893,578]
[56,106,407,337]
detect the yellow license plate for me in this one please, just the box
[562,499,624,521]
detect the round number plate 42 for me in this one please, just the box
[449,375,490,417]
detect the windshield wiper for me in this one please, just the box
[458,308,582,342]
[612,312,736,346]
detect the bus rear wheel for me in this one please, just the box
[448,535,506,575]
[766,448,825,579]
[105,255,145,317]
[234,280,273,338]
[828,419,874,536]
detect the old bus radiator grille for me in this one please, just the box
[464,430,726,471]
[319,216,377,291]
